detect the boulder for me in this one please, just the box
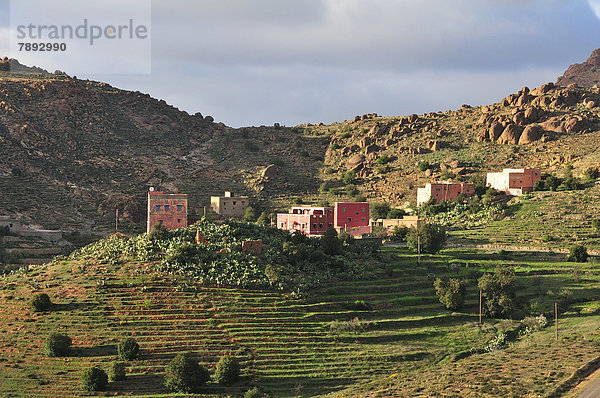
[586,100,596,109]
[515,93,531,107]
[497,124,523,145]
[530,82,555,96]
[538,116,566,134]
[489,122,504,141]
[407,114,418,123]
[204,115,214,122]
[346,154,365,169]
[353,115,361,122]
[563,116,588,134]
[513,111,526,126]
[365,144,380,154]
[518,125,542,145]
[430,140,441,151]
[360,136,372,147]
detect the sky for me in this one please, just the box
[2,0,600,127]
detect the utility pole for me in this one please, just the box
[555,302,558,342]
[479,289,482,326]
[115,208,119,232]
[417,233,421,264]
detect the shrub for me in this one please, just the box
[329,317,369,334]
[593,219,600,233]
[213,354,241,385]
[45,333,72,357]
[341,171,357,185]
[542,234,552,242]
[244,386,264,398]
[406,223,447,254]
[340,132,351,139]
[30,293,53,312]
[533,179,546,191]
[387,208,406,219]
[321,227,341,255]
[345,184,358,197]
[346,300,371,311]
[330,143,340,150]
[148,222,169,240]
[567,245,588,262]
[117,338,139,361]
[478,266,518,318]
[164,352,210,393]
[82,366,108,391]
[485,332,507,352]
[108,362,126,382]
[318,182,329,192]
[390,226,408,242]
[434,278,467,310]
[584,167,599,181]
[418,161,430,172]
[243,206,257,222]
[256,212,269,226]
[370,202,391,220]
[522,314,547,333]
[376,155,390,165]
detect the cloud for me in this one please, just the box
[588,0,600,19]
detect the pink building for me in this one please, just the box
[147,191,188,233]
[277,206,334,236]
[417,182,474,206]
[486,168,541,196]
[334,202,372,236]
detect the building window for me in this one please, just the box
[348,217,352,222]
[313,223,317,228]
[155,205,161,211]
[362,208,366,212]
[177,219,181,223]
[233,201,236,205]
[177,205,183,211]
[319,223,323,228]
[164,205,170,211]
[342,207,346,212]
[362,218,365,222]
[280,222,285,228]
[301,223,306,229]
[328,223,333,227]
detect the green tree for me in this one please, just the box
[370,202,391,220]
[108,362,126,382]
[567,245,588,263]
[148,222,169,240]
[256,211,269,226]
[243,206,257,222]
[82,366,108,391]
[45,333,72,357]
[341,170,357,185]
[406,223,447,254]
[434,278,467,310]
[117,338,139,361]
[319,182,329,192]
[386,208,406,219]
[584,167,599,181]
[213,354,241,385]
[321,227,342,255]
[164,352,210,393]
[478,266,518,318]
[30,293,53,312]
[418,161,430,172]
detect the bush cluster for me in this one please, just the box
[406,223,447,254]
[164,352,210,393]
[30,293,53,312]
[214,355,241,385]
[118,338,140,361]
[82,367,108,391]
[434,278,467,310]
[45,333,72,357]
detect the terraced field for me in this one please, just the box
[1,247,600,397]
[451,183,600,250]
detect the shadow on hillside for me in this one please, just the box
[336,331,443,344]
[53,302,96,312]
[75,344,116,357]
[372,314,475,331]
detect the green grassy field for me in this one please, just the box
[1,246,600,397]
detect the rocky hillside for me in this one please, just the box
[310,81,600,205]
[0,59,327,231]
[557,48,600,87]
[3,50,600,231]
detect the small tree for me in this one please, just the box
[321,227,341,255]
[164,352,210,393]
[213,354,241,385]
[370,202,391,220]
[567,245,588,263]
[256,211,269,226]
[82,366,108,391]
[30,293,53,312]
[406,223,447,254]
[243,206,257,222]
[244,386,263,398]
[434,278,467,310]
[108,362,126,382]
[149,222,169,240]
[45,333,72,357]
[117,338,139,361]
[478,266,518,318]
[418,161,430,172]
[341,170,357,185]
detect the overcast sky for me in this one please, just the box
[2,0,600,127]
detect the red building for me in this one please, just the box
[334,202,372,236]
[417,182,474,206]
[276,206,334,236]
[147,191,188,233]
